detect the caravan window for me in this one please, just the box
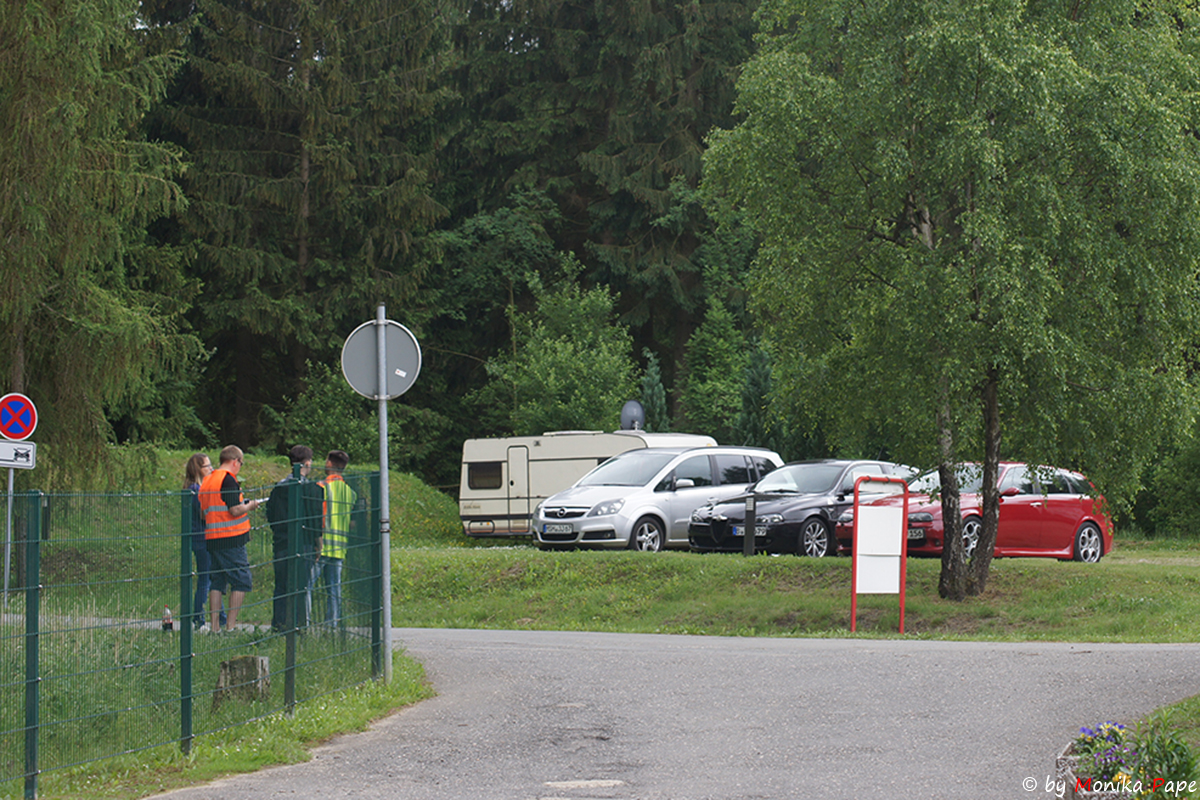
[467,462,503,490]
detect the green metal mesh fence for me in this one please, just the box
[0,471,383,798]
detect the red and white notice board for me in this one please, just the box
[850,475,909,633]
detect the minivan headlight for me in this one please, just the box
[588,499,625,517]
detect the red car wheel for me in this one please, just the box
[962,516,982,559]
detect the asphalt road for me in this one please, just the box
[150,629,1200,800]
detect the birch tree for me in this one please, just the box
[705,0,1200,598]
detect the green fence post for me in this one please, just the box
[180,489,194,754]
[370,472,382,679]
[285,461,301,715]
[24,492,42,800]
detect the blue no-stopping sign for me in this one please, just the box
[0,393,38,441]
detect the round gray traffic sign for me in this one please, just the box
[340,319,422,400]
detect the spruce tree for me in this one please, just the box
[155,0,452,443]
[640,349,671,433]
[0,0,191,478]
[733,345,773,450]
[677,297,747,441]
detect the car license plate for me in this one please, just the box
[731,525,764,538]
[544,523,573,534]
[907,528,925,539]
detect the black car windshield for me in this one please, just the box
[908,464,984,494]
[755,463,844,494]
[577,450,680,487]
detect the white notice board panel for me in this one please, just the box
[856,505,904,557]
[856,554,901,594]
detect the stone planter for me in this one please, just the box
[1056,741,1133,800]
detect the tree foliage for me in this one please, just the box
[428,190,564,441]
[485,257,638,435]
[677,296,747,442]
[706,0,1200,597]
[0,0,193,476]
[275,360,451,477]
[276,361,380,465]
[153,0,452,443]
[640,348,671,433]
[446,0,760,384]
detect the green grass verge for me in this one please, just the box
[390,538,1200,641]
[15,655,432,800]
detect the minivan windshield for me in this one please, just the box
[755,463,844,494]
[577,450,680,488]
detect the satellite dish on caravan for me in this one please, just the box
[620,400,646,431]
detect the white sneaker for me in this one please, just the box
[196,624,211,634]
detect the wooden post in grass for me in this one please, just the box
[212,656,270,712]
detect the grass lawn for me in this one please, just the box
[391,538,1200,642]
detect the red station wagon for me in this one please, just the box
[835,462,1113,562]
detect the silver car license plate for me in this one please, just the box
[544,523,573,534]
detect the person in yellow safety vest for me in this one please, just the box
[199,445,263,632]
[312,449,356,627]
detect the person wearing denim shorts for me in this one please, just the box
[199,445,262,631]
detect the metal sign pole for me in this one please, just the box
[4,467,11,602]
[375,303,393,681]
[342,310,419,684]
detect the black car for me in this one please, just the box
[687,459,915,557]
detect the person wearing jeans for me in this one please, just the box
[313,450,356,627]
[183,453,225,631]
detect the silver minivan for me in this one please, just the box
[534,445,784,551]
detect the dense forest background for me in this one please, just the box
[2,0,789,487]
[3,0,1200,537]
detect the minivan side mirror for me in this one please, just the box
[674,478,695,490]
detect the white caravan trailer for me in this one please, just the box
[459,430,717,537]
